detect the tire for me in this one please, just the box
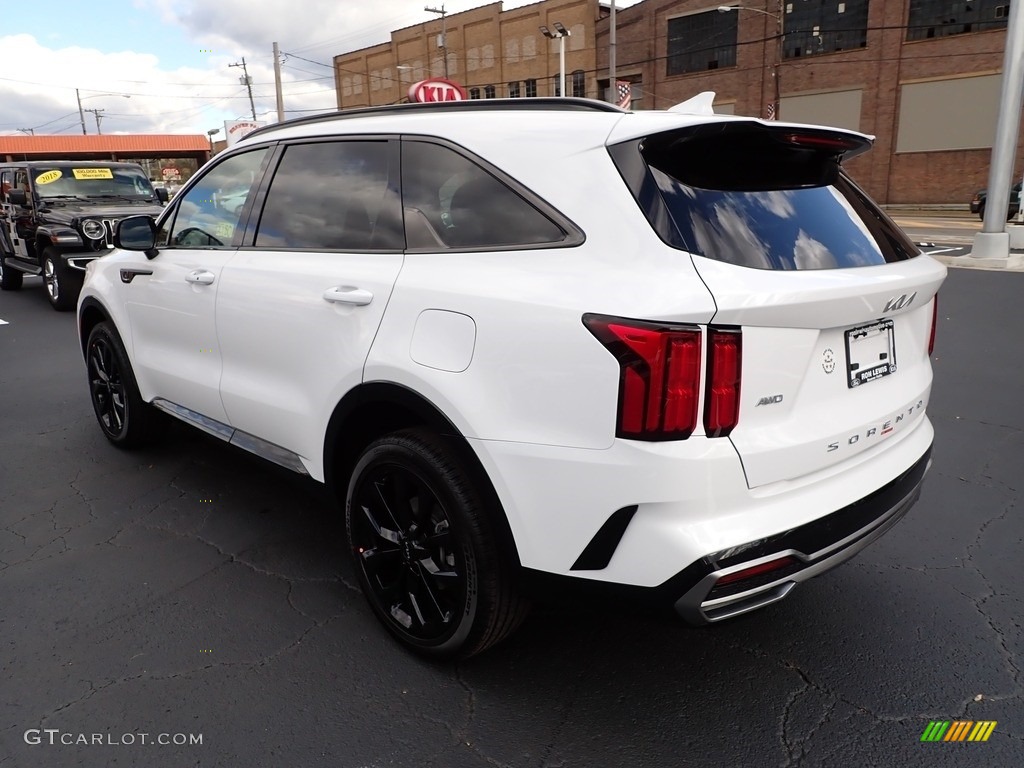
[977,204,984,221]
[0,254,23,291]
[85,322,162,448]
[42,247,82,311]
[346,429,529,659]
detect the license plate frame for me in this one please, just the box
[845,318,896,389]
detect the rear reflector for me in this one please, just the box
[704,328,742,438]
[928,295,938,356]
[716,555,799,586]
[583,314,702,440]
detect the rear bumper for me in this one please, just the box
[673,444,930,623]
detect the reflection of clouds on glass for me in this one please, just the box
[690,201,772,268]
[793,230,837,269]
[756,190,796,218]
[827,186,882,263]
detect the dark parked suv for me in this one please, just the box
[0,161,167,310]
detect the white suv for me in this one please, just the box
[78,97,946,658]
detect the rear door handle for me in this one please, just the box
[186,270,215,285]
[322,286,373,306]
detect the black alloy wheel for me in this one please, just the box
[86,322,161,447]
[42,247,81,311]
[346,430,529,659]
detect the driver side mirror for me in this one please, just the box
[8,189,27,206]
[155,187,169,204]
[115,216,159,259]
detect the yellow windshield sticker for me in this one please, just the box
[35,170,62,185]
[72,168,114,180]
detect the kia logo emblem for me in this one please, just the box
[408,78,467,103]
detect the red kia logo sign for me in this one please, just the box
[408,78,467,103]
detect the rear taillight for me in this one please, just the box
[928,295,938,356]
[583,314,702,440]
[704,328,742,438]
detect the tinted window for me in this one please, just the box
[401,141,566,250]
[629,125,918,270]
[166,149,269,248]
[255,141,402,251]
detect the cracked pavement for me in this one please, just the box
[1,268,1022,767]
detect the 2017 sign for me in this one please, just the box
[408,78,467,103]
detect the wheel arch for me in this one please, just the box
[324,382,522,568]
[78,296,113,359]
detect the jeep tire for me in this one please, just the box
[42,247,82,311]
[0,254,23,291]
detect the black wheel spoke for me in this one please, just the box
[358,545,402,578]
[358,503,401,545]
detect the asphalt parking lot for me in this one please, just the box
[1,266,1022,768]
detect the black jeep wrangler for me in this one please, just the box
[0,161,167,310]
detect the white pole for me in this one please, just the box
[972,0,1024,261]
[560,34,566,97]
[273,42,285,122]
[609,0,616,101]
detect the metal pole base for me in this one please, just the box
[968,231,1024,269]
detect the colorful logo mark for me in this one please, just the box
[920,721,996,742]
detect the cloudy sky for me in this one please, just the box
[2,0,641,138]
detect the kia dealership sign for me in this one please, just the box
[408,78,467,103]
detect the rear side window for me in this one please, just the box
[401,140,568,250]
[613,123,919,270]
[255,141,403,251]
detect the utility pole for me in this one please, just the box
[272,42,285,122]
[75,88,87,135]
[424,5,448,78]
[84,108,105,135]
[230,57,258,120]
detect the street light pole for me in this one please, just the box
[540,23,571,97]
[718,4,783,119]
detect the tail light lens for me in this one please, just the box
[704,328,742,438]
[928,295,938,356]
[584,314,702,440]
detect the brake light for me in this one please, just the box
[583,314,702,440]
[780,132,864,152]
[928,295,938,356]
[704,328,742,438]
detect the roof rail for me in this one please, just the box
[243,97,626,141]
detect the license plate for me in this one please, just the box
[845,319,896,388]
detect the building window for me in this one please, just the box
[467,48,479,72]
[469,87,481,100]
[506,39,520,64]
[508,81,521,98]
[907,0,1009,41]
[784,0,868,58]
[553,74,561,97]
[572,70,586,98]
[525,78,537,97]
[484,85,496,99]
[523,35,537,59]
[667,11,738,76]
[482,44,495,68]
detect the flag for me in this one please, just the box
[766,102,776,120]
[615,80,632,111]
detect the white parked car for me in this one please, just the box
[77,96,946,658]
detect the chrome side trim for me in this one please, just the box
[229,431,308,475]
[151,398,308,475]
[152,398,234,440]
[674,461,928,624]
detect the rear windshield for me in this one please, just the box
[615,123,919,270]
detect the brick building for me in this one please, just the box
[595,0,1015,205]
[333,0,1017,205]
[333,0,608,108]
